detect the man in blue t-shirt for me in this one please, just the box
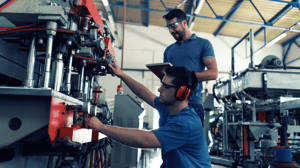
[86,60,211,168]
[163,9,218,124]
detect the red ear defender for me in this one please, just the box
[176,86,191,101]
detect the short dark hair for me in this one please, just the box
[163,9,187,21]
[163,66,198,100]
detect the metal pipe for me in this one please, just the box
[43,34,54,88]
[50,52,64,91]
[249,29,254,68]
[84,76,89,98]
[120,0,126,86]
[223,110,228,151]
[42,21,57,88]
[252,101,256,122]
[79,66,85,93]
[24,32,37,88]
[231,29,253,75]
[89,76,95,101]
[65,52,74,95]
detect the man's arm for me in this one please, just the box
[86,117,162,148]
[108,60,156,107]
[195,58,218,81]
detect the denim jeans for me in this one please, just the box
[189,104,204,126]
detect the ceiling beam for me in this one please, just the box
[214,0,244,36]
[176,0,188,9]
[147,0,150,27]
[187,0,196,25]
[282,34,300,46]
[104,2,300,33]
[250,0,267,24]
[254,4,293,37]
[189,0,205,31]
[267,0,300,8]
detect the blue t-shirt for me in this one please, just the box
[164,34,215,105]
[152,97,211,168]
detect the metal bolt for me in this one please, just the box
[80,35,85,42]
[38,38,44,45]
[67,40,72,46]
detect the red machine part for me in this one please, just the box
[258,111,267,122]
[94,87,99,104]
[48,97,74,146]
[242,125,250,157]
[104,37,115,58]
[76,0,105,35]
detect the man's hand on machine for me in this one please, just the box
[108,60,124,78]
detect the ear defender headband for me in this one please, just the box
[175,70,193,101]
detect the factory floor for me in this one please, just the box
[137,148,241,168]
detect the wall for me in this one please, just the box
[98,23,284,129]
[283,38,300,66]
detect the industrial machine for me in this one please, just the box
[0,0,115,167]
[211,29,300,168]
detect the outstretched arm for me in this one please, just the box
[108,60,156,107]
[86,117,162,148]
[195,58,218,81]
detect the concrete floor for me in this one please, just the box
[138,148,239,168]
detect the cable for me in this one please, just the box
[0,28,75,35]
[0,22,40,30]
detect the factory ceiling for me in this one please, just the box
[94,0,300,49]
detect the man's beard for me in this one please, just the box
[172,28,185,41]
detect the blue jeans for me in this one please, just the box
[189,104,204,126]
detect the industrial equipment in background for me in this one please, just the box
[210,29,300,168]
[111,94,145,168]
[0,0,115,167]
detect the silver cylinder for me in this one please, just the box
[252,101,256,122]
[84,76,89,98]
[223,110,228,151]
[79,66,85,93]
[70,15,79,31]
[89,76,95,101]
[65,53,73,95]
[50,53,64,91]
[42,35,54,88]
[24,33,37,88]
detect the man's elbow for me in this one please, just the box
[212,72,218,80]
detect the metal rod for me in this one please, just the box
[84,76,89,98]
[89,76,95,101]
[79,66,85,94]
[249,29,254,68]
[231,29,253,75]
[24,32,37,88]
[120,0,126,86]
[50,53,64,91]
[65,52,74,95]
[43,35,54,88]
[223,110,228,151]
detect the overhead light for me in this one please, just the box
[194,0,205,15]
[189,22,195,31]
[266,33,286,47]
[102,0,109,6]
